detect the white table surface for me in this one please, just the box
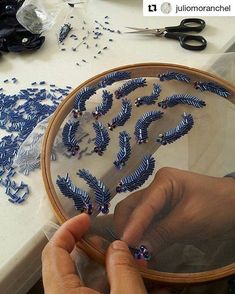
[0,0,235,293]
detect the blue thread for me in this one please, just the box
[77,169,111,214]
[116,155,155,193]
[73,86,96,117]
[57,174,93,214]
[134,111,164,144]
[158,94,206,109]
[114,131,131,169]
[157,113,194,145]
[93,90,113,118]
[97,71,131,88]
[62,121,80,155]
[59,23,72,43]
[135,83,161,107]
[115,78,147,99]
[194,81,231,98]
[93,121,110,155]
[158,71,191,83]
[108,98,132,130]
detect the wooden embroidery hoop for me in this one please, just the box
[41,63,235,286]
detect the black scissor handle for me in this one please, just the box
[165,18,206,33]
[164,32,207,51]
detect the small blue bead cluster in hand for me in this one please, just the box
[134,111,164,144]
[114,78,147,99]
[158,94,206,109]
[108,99,132,130]
[134,245,151,261]
[157,113,194,145]
[116,155,155,193]
[194,81,231,98]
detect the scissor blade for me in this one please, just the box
[125,27,164,35]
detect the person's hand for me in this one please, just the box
[42,213,148,294]
[114,167,235,253]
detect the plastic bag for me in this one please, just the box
[16,0,89,34]
[16,0,61,34]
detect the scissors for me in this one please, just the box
[126,18,207,51]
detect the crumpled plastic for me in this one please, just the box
[0,0,45,53]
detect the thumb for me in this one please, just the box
[106,240,147,294]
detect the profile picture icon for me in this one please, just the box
[161,2,172,14]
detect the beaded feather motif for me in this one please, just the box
[158,94,206,109]
[158,71,191,83]
[62,121,80,155]
[73,86,96,117]
[108,99,132,130]
[194,81,231,98]
[57,174,93,214]
[97,71,131,88]
[116,155,155,193]
[114,131,131,169]
[92,90,113,119]
[77,169,111,214]
[157,113,194,145]
[134,111,164,144]
[135,83,161,107]
[114,78,147,99]
[93,121,110,155]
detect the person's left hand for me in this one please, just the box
[42,213,153,294]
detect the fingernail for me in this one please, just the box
[112,240,128,250]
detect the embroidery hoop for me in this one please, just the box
[41,63,235,285]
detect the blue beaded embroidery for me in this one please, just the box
[73,86,96,117]
[59,23,72,43]
[194,81,231,98]
[57,174,93,214]
[108,99,132,130]
[157,113,194,145]
[134,111,164,144]
[158,71,191,83]
[92,90,113,119]
[93,121,110,155]
[97,71,131,88]
[62,121,80,155]
[114,78,147,99]
[116,155,155,193]
[114,131,131,169]
[77,169,111,214]
[158,94,206,109]
[135,83,161,107]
